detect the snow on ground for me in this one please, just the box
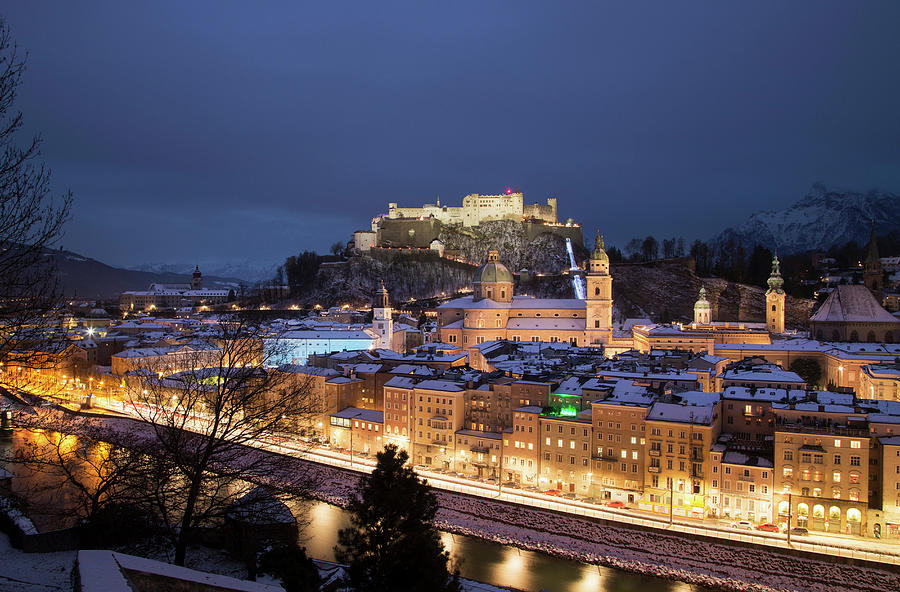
[0,532,74,591]
[19,411,900,592]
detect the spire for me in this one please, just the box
[591,230,608,261]
[766,254,784,294]
[866,218,880,263]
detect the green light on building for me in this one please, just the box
[559,405,578,417]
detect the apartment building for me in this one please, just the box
[411,379,466,469]
[538,411,593,495]
[503,406,542,485]
[590,389,653,504]
[774,404,871,535]
[642,397,722,519]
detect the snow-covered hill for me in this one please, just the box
[710,183,900,254]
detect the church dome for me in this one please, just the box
[477,251,513,284]
[694,287,711,311]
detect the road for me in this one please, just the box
[11,387,900,568]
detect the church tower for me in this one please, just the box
[693,287,712,325]
[765,254,785,334]
[191,265,202,290]
[373,281,393,350]
[585,231,613,346]
[864,219,883,302]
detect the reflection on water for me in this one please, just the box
[2,430,702,592]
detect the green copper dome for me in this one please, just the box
[694,286,711,310]
[477,250,513,283]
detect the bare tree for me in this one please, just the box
[122,314,320,565]
[0,409,150,543]
[0,18,72,382]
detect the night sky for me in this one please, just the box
[4,2,900,274]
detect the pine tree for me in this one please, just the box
[335,444,460,592]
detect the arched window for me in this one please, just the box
[866,331,876,342]
[832,330,841,341]
[797,503,809,517]
[885,331,894,343]
[829,506,841,520]
[816,330,823,340]
[813,504,825,518]
[847,508,862,522]
[850,330,859,342]
[778,501,790,516]
[595,287,600,296]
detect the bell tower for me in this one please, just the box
[864,219,883,302]
[191,266,202,290]
[694,287,712,325]
[765,253,785,334]
[373,281,393,350]
[585,230,612,346]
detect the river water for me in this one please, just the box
[1,430,701,592]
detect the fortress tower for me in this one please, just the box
[765,254,785,334]
[585,231,613,345]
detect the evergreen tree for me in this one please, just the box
[336,444,460,592]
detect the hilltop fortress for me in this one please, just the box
[354,191,581,252]
[389,191,558,227]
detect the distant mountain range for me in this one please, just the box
[128,260,277,283]
[49,250,248,300]
[709,184,900,254]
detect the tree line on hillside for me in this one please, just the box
[609,231,900,300]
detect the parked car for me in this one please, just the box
[562,492,578,500]
[606,500,627,509]
[756,523,779,532]
[789,527,809,536]
[544,489,562,497]
[731,520,754,530]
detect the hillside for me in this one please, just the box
[710,183,900,254]
[611,261,815,328]
[300,253,816,328]
[48,250,246,300]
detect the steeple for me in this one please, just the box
[866,218,880,263]
[373,280,393,350]
[191,265,202,290]
[591,230,608,261]
[766,254,784,294]
[864,218,883,300]
[765,252,785,334]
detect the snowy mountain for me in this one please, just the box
[48,249,248,300]
[129,259,278,283]
[709,184,900,254]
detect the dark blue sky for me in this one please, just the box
[4,2,900,271]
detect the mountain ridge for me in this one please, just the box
[709,183,900,255]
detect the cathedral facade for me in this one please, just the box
[435,234,617,348]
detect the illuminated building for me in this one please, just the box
[436,234,627,350]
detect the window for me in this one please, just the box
[850,440,861,449]
[784,450,793,461]
[850,456,861,467]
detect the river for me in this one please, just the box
[1,429,702,592]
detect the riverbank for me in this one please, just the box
[13,409,900,592]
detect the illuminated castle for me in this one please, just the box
[388,190,558,227]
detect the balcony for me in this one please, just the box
[776,421,868,438]
[592,453,616,462]
[648,466,661,473]
[649,449,661,457]
[470,444,490,454]
[691,470,703,479]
